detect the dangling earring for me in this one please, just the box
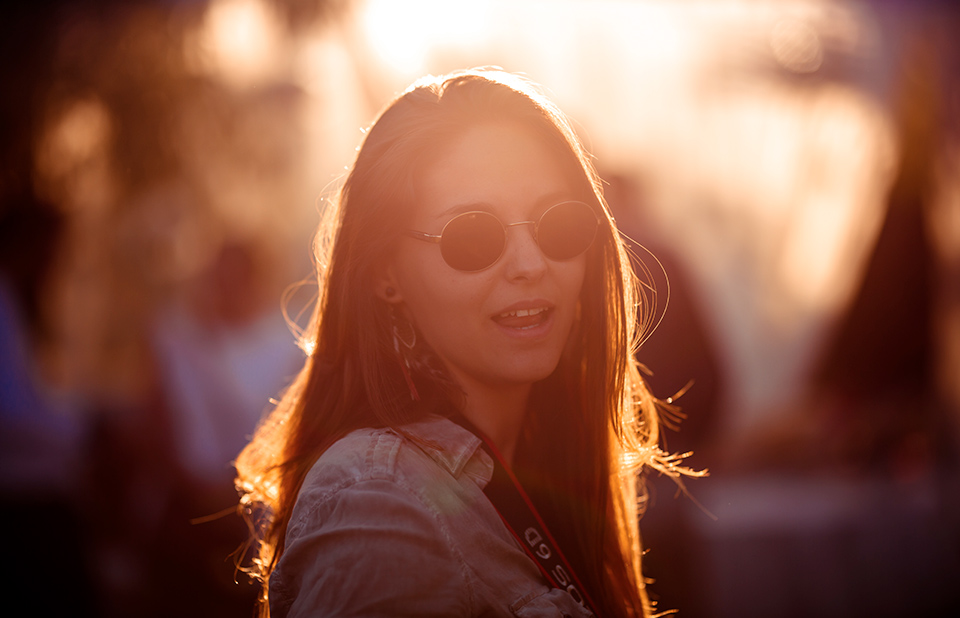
[391,307,421,401]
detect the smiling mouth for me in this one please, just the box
[493,307,551,329]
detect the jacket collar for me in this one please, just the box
[398,415,488,478]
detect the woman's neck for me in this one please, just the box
[458,380,531,466]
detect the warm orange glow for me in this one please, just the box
[360,0,492,77]
[25,0,914,443]
[770,18,823,73]
[189,0,283,88]
[10,1,957,615]
[39,99,110,173]
[176,0,907,436]
[931,147,960,416]
[34,97,115,214]
[775,87,895,315]
[931,147,960,264]
[647,77,897,432]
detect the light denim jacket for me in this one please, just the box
[269,415,594,617]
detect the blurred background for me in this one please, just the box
[1,0,958,616]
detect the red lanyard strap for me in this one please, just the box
[467,428,602,618]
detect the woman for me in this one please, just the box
[236,68,694,617]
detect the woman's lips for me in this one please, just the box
[492,306,551,329]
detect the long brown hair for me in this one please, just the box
[236,68,694,617]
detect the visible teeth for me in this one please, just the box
[499,307,548,318]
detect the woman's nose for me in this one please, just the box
[502,222,547,281]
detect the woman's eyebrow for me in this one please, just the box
[435,201,494,220]
[435,191,582,221]
[535,191,581,209]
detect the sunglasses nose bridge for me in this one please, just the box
[499,218,549,272]
[502,219,540,248]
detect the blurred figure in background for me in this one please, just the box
[0,201,96,617]
[152,238,302,493]
[2,2,311,615]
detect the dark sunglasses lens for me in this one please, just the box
[537,202,598,260]
[440,212,505,271]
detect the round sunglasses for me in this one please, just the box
[406,200,600,272]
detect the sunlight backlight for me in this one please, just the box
[770,18,823,73]
[36,98,111,179]
[361,0,492,76]
[193,0,283,88]
[776,88,894,314]
[35,97,114,214]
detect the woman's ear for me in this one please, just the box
[374,265,404,304]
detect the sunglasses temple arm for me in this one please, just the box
[406,230,442,244]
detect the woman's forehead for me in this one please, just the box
[410,122,581,221]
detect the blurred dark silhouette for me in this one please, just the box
[803,24,960,617]
[700,14,960,618]
[0,4,95,615]
[0,202,96,617]
[810,26,947,474]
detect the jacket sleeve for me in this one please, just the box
[269,477,475,618]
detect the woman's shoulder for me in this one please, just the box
[270,418,488,616]
[292,415,491,521]
[273,416,590,618]
[273,416,497,617]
